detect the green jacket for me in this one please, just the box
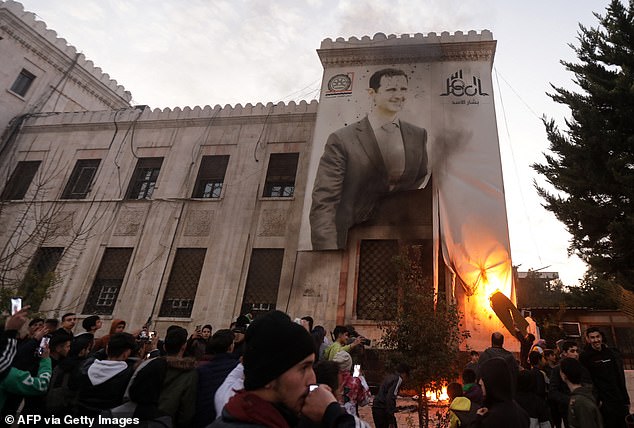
[323,342,352,361]
[0,357,52,409]
[568,385,603,428]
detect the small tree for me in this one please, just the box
[380,246,469,428]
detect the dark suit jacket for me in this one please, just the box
[310,116,428,250]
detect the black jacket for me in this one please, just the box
[195,353,239,427]
[579,344,629,405]
[372,372,401,414]
[75,358,134,416]
[475,357,529,428]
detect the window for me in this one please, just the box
[125,157,163,199]
[262,153,299,197]
[1,160,41,200]
[83,248,133,315]
[159,248,206,317]
[19,247,64,311]
[356,239,433,320]
[61,159,101,199]
[240,249,284,315]
[10,69,36,97]
[356,240,399,320]
[192,155,229,198]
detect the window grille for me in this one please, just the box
[192,155,229,198]
[262,153,299,197]
[356,240,399,320]
[61,159,101,199]
[125,157,163,199]
[83,248,133,315]
[10,69,36,97]
[356,239,433,320]
[1,161,41,200]
[159,248,206,317]
[240,249,284,315]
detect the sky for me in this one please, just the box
[14,0,610,286]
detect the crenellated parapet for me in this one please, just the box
[318,30,496,66]
[23,100,319,130]
[0,0,132,106]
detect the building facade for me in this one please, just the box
[0,0,131,155]
[1,1,515,349]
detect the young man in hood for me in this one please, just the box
[447,382,479,428]
[475,357,529,428]
[579,327,629,428]
[75,332,137,416]
[560,357,603,428]
[92,318,126,353]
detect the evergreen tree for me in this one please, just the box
[533,0,634,289]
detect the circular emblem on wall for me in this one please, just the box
[328,74,352,92]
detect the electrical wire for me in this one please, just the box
[494,67,543,266]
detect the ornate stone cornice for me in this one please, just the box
[0,0,131,107]
[318,31,496,66]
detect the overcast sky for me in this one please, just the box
[15,0,610,285]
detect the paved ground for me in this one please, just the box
[357,370,634,427]
[358,397,449,428]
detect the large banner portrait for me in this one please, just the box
[299,56,515,307]
[299,65,433,251]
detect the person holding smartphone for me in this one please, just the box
[333,351,371,416]
[0,306,30,376]
[210,311,368,428]
[0,334,52,410]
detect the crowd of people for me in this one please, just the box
[0,307,630,428]
[447,329,630,428]
[0,307,406,428]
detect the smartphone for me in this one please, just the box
[195,324,202,332]
[36,336,50,357]
[10,297,22,315]
[353,364,361,378]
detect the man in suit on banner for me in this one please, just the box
[310,68,429,250]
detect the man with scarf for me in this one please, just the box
[210,310,367,428]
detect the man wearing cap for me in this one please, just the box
[211,310,368,428]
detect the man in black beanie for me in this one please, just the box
[211,310,368,428]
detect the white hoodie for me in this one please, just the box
[87,359,129,386]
